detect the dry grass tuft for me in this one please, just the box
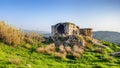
[54,52,66,59]
[94,48,105,54]
[85,43,93,49]
[53,45,67,59]
[45,43,55,54]
[25,44,31,49]
[9,58,20,65]
[65,46,72,53]
[36,47,45,53]
[72,52,81,58]
[73,45,84,54]
[59,45,66,53]
[35,44,84,59]
[71,45,84,58]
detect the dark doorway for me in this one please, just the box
[57,24,65,34]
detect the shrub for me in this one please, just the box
[0,21,24,46]
[25,32,44,45]
[44,43,55,54]
[47,43,55,52]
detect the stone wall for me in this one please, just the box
[80,28,92,37]
[51,22,80,36]
[68,23,80,35]
[51,22,93,46]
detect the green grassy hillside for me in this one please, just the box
[0,21,120,68]
[0,40,120,68]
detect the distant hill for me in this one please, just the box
[93,31,120,44]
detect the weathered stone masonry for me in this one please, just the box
[51,22,92,46]
[51,22,92,37]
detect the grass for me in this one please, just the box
[0,41,120,68]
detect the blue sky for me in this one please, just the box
[0,0,120,32]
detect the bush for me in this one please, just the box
[36,44,55,55]
[44,43,55,54]
[45,43,55,52]
[25,32,44,45]
[0,21,24,46]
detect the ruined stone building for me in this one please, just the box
[51,22,93,46]
[51,22,92,37]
